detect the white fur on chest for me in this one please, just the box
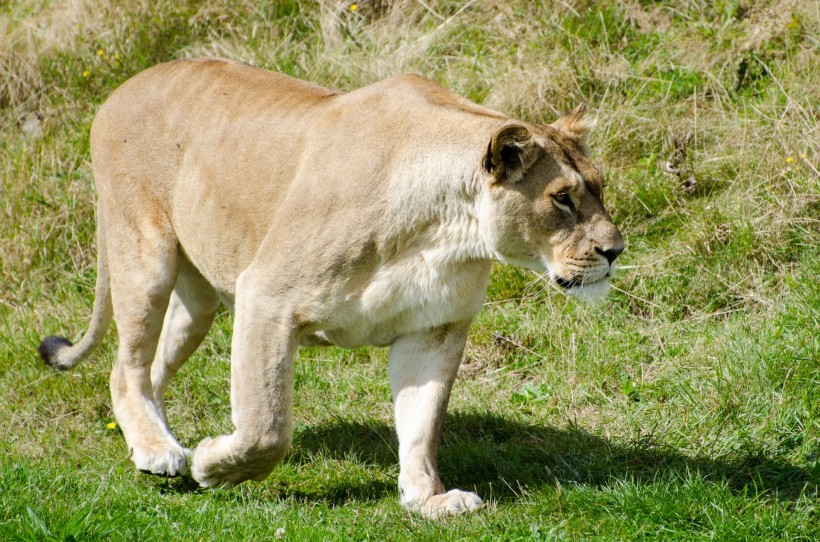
[319,223,492,348]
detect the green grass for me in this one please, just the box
[2,0,818,539]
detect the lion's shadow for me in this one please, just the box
[159,411,817,505]
[277,411,818,505]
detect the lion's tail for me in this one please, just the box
[39,217,113,370]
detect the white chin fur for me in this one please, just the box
[565,280,611,304]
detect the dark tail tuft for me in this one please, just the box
[38,336,74,370]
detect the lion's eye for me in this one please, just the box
[552,192,574,210]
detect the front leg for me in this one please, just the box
[388,321,482,518]
[190,271,297,487]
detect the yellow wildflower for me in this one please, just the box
[82,69,90,78]
[786,156,794,163]
[97,49,104,57]
[107,421,117,430]
[349,3,357,11]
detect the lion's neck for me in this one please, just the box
[382,158,492,265]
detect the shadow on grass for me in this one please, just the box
[282,412,818,505]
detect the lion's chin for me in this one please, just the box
[562,279,612,304]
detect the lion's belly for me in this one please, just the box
[311,256,492,349]
[318,309,448,349]
[316,310,460,349]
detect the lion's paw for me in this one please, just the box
[190,437,235,488]
[131,444,189,477]
[420,489,483,519]
[189,461,240,489]
[189,436,270,488]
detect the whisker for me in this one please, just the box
[527,271,561,298]
[609,284,664,310]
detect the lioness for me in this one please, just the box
[39,58,623,518]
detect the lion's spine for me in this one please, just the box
[39,214,113,370]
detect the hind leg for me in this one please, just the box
[151,259,220,425]
[104,209,189,476]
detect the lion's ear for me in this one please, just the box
[484,124,540,183]
[551,103,594,142]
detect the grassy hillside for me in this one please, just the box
[1,0,818,540]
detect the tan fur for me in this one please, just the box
[40,58,623,518]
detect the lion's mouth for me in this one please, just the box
[553,274,613,304]
[554,276,580,289]
[554,274,609,290]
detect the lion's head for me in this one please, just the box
[478,104,623,303]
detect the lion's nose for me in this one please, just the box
[596,245,623,265]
